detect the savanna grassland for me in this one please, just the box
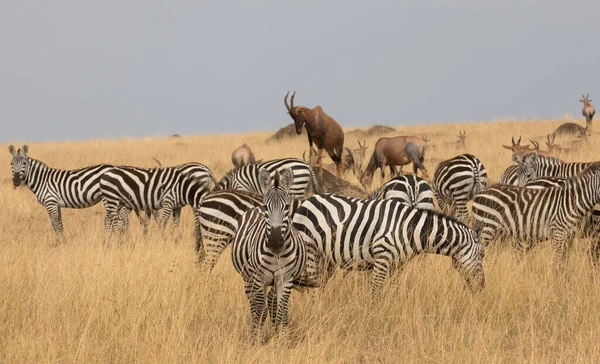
[2,118,600,363]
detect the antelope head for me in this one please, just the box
[284,91,310,135]
[580,94,593,107]
[502,136,532,157]
[457,131,467,147]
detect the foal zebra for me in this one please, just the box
[9,145,114,242]
[100,165,212,239]
[369,174,436,211]
[231,168,314,338]
[292,193,485,295]
[472,162,600,272]
[215,158,321,197]
[432,154,488,223]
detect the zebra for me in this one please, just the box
[215,158,321,198]
[9,145,115,242]
[99,165,212,239]
[506,152,593,187]
[195,189,304,269]
[499,152,538,186]
[432,154,488,223]
[292,193,486,295]
[231,168,316,338]
[471,162,600,272]
[368,174,436,210]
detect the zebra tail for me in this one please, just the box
[472,163,482,198]
[308,165,322,194]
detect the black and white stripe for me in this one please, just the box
[472,163,600,271]
[507,152,591,186]
[9,145,114,241]
[215,158,321,198]
[369,174,436,210]
[100,165,212,238]
[195,189,303,269]
[231,168,312,338]
[292,193,485,295]
[432,154,488,223]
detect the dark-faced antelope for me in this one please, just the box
[231,143,256,169]
[502,136,532,158]
[284,91,345,178]
[359,136,428,189]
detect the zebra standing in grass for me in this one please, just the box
[369,174,436,210]
[472,162,600,272]
[100,165,212,239]
[232,168,316,338]
[194,189,304,268]
[292,193,486,295]
[432,154,488,223]
[499,152,538,186]
[215,158,321,197]
[9,145,115,242]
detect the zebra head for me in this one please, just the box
[451,227,485,293]
[513,151,538,186]
[9,145,30,188]
[259,167,294,255]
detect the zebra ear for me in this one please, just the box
[278,168,294,190]
[523,151,537,164]
[22,145,28,155]
[258,168,272,192]
[8,145,16,156]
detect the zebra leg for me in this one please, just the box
[274,281,294,335]
[244,280,268,341]
[203,239,229,271]
[172,207,182,243]
[267,287,277,326]
[194,215,206,264]
[45,203,65,244]
[370,256,391,296]
[116,205,131,237]
[551,230,570,274]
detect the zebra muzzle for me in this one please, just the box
[267,227,284,255]
[12,176,21,188]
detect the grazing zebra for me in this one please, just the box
[432,154,488,223]
[9,145,114,242]
[215,158,321,198]
[507,152,592,187]
[292,193,486,295]
[472,162,600,272]
[369,174,436,210]
[231,168,314,338]
[195,189,304,269]
[100,165,212,239]
[499,152,538,186]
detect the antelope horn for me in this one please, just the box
[290,91,296,108]
[512,136,515,145]
[284,91,291,112]
[517,136,521,145]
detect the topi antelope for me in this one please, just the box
[582,94,595,130]
[231,143,256,169]
[284,91,345,178]
[502,136,532,158]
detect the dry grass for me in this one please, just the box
[2,118,600,363]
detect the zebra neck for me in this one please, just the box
[25,159,50,194]
[568,176,600,214]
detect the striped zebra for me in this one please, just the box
[472,162,600,272]
[505,152,592,187]
[9,145,114,242]
[369,174,436,210]
[195,189,305,269]
[432,154,488,223]
[231,168,315,338]
[215,158,321,198]
[499,152,537,186]
[100,165,212,239]
[292,193,485,295]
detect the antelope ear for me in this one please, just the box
[22,145,28,155]
[9,145,16,156]
[277,168,294,190]
[258,168,271,192]
[502,145,512,150]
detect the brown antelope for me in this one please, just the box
[528,139,551,157]
[502,136,532,158]
[284,91,345,178]
[445,131,467,148]
[582,94,595,129]
[358,136,428,189]
[545,133,573,155]
[231,143,256,169]
[304,146,355,175]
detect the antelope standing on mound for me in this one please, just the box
[231,144,256,169]
[582,94,595,129]
[359,136,428,189]
[284,91,345,178]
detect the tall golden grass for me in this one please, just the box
[2,118,600,363]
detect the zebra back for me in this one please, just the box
[215,158,321,198]
[369,174,435,210]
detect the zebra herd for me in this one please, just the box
[9,144,600,341]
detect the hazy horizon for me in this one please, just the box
[1,0,599,144]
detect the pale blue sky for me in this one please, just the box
[1,0,598,143]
